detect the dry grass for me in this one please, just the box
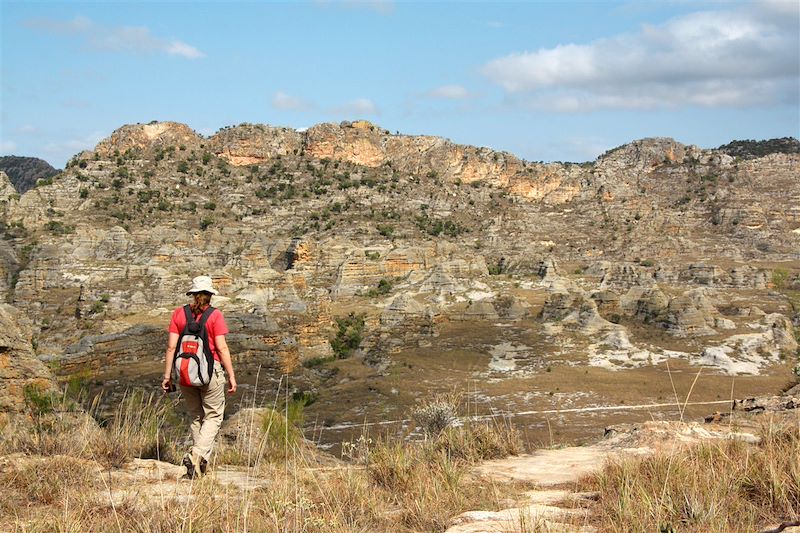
[0,387,526,532]
[2,436,519,533]
[579,415,800,533]
[92,390,182,467]
[0,390,181,468]
[436,418,523,462]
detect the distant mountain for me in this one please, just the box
[0,156,60,194]
[717,137,800,159]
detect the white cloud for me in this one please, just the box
[0,140,18,154]
[16,125,38,134]
[334,98,380,116]
[483,1,799,111]
[165,40,204,59]
[25,16,204,59]
[427,85,472,100]
[272,91,314,111]
[487,21,505,28]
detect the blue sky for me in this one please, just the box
[1,0,798,168]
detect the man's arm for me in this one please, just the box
[215,335,237,394]
[161,332,179,392]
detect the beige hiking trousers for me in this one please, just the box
[180,364,225,461]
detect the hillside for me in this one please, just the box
[0,155,60,194]
[0,120,798,447]
[718,137,800,159]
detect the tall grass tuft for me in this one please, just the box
[582,417,800,532]
[436,418,523,462]
[92,390,181,467]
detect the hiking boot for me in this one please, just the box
[182,453,202,479]
[199,456,208,475]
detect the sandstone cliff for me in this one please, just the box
[0,121,797,433]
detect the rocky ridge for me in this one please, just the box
[0,121,798,437]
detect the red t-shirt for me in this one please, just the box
[169,306,229,362]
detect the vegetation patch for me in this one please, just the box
[330,312,366,359]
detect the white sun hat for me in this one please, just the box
[185,275,218,295]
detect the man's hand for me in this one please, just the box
[227,375,237,394]
[161,376,172,393]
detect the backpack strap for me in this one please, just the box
[196,306,215,331]
[196,306,216,362]
[182,304,194,327]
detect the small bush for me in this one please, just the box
[377,224,394,237]
[45,220,75,235]
[367,278,393,297]
[330,312,365,359]
[772,268,790,289]
[412,394,459,437]
[302,355,334,368]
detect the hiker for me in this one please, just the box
[161,275,237,478]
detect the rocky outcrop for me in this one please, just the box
[0,304,57,414]
[208,124,304,165]
[596,138,702,173]
[662,289,720,337]
[92,122,203,158]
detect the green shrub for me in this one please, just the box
[302,356,334,368]
[772,268,790,289]
[367,278,393,297]
[45,220,75,235]
[330,312,365,359]
[377,224,394,237]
